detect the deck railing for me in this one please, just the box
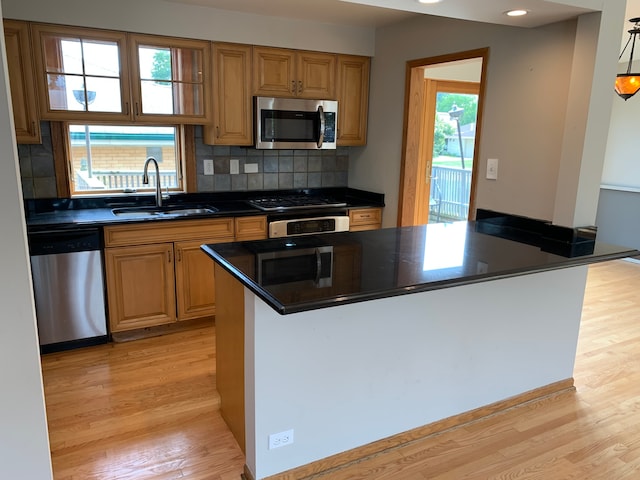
[75,170,177,190]
[430,165,472,222]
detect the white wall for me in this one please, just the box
[0,11,53,480]
[0,0,374,56]
[350,3,625,228]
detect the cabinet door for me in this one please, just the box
[4,20,41,144]
[174,239,218,321]
[30,23,132,122]
[235,215,267,241]
[337,55,370,146]
[105,243,176,332]
[296,51,336,99]
[252,46,296,96]
[204,43,252,145]
[128,34,211,124]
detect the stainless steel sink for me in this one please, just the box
[112,205,218,218]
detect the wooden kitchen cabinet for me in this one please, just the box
[30,23,211,124]
[104,218,235,332]
[253,46,336,99]
[105,242,177,332]
[204,42,253,145]
[337,55,370,146]
[3,20,41,144]
[349,207,382,231]
[235,215,267,241]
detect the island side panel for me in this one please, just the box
[245,265,589,479]
[214,263,246,452]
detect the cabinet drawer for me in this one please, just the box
[235,215,267,241]
[104,218,235,247]
[349,208,382,228]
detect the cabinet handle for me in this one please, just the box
[167,249,173,263]
[298,80,302,94]
[216,126,220,138]
[291,80,296,94]
[125,102,130,115]
[31,121,36,134]
[135,102,140,116]
[176,248,182,262]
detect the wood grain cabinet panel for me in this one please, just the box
[175,239,218,321]
[105,243,176,332]
[3,19,41,144]
[349,207,382,231]
[253,46,336,99]
[204,42,253,145]
[337,55,370,146]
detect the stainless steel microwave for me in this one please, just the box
[255,96,337,150]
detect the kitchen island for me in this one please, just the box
[201,219,638,480]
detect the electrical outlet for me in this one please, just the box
[486,158,499,180]
[268,429,294,449]
[230,158,240,174]
[203,159,214,176]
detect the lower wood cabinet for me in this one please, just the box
[349,207,382,231]
[104,216,266,333]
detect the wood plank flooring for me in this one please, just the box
[41,259,640,479]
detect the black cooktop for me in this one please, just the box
[247,194,347,212]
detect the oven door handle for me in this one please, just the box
[315,248,323,284]
[317,105,325,148]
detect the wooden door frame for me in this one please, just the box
[397,48,489,226]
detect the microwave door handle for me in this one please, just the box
[317,105,325,148]
[315,248,322,284]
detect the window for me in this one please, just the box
[67,124,183,195]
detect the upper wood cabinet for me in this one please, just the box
[30,24,210,124]
[253,46,336,99]
[337,55,370,147]
[128,33,211,124]
[204,42,253,145]
[4,20,41,143]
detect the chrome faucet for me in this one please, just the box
[142,157,163,207]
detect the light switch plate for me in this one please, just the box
[486,158,498,180]
[203,159,214,176]
[230,158,240,175]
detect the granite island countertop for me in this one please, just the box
[201,220,639,314]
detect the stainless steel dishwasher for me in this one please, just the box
[28,228,108,353]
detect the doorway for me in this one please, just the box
[398,49,488,226]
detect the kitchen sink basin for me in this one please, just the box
[112,205,218,218]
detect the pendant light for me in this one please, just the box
[615,17,640,101]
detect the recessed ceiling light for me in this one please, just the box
[418,0,443,4]
[506,9,528,17]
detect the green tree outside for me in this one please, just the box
[151,49,171,85]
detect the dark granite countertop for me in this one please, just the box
[24,188,384,231]
[201,221,638,315]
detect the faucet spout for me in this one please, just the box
[142,157,163,207]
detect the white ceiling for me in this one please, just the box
[165,0,601,29]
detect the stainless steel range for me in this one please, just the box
[247,194,350,238]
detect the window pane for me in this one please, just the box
[40,32,124,114]
[173,83,203,115]
[140,80,174,114]
[85,77,122,112]
[139,46,171,81]
[173,48,203,83]
[68,125,180,194]
[82,40,120,77]
[47,74,85,111]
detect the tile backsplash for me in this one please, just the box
[193,126,348,193]
[17,123,349,199]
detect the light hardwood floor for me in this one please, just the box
[41,259,640,479]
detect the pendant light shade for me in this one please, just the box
[616,17,640,101]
